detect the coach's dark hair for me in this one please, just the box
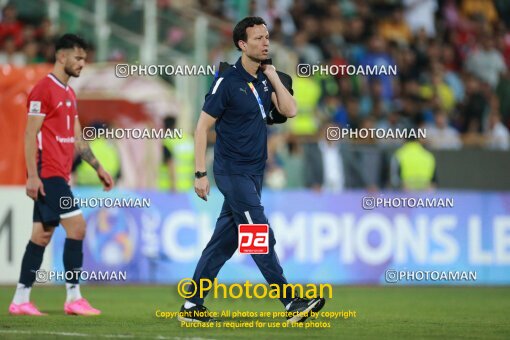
[55,34,87,51]
[233,16,267,51]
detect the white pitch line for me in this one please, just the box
[0,330,215,340]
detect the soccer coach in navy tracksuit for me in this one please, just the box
[178,17,325,324]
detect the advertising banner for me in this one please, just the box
[49,189,510,284]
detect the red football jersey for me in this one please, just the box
[27,73,78,182]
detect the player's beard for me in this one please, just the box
[64,64,81,78]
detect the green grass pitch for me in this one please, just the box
[1,285,509,339]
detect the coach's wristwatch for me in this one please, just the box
[195,171,207,179]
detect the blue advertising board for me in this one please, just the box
[51,189,510,284]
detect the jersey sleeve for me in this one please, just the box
[202,76,230,118]
[27,85,51,117]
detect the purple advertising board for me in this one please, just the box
[51,189,510,284]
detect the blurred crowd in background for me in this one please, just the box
[201,0,510,191]
[2,0,509,192]
[0,3,57,64]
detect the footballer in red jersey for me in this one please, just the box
[27,73,79,182]
[9,34,113,316]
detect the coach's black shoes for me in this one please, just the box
[286,297,326,323]
[177,304,214,322]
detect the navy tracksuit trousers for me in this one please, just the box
[187,173,294,306]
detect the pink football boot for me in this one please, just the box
[64,298,101,316]
[9,302,46,316]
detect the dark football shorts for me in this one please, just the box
[33,176,82,227]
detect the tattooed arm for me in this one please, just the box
[74,119,114,191]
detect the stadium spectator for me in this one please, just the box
[359,79,392,118]
[403,0,438,37]
[304,123,346,192]
[23,40,44,64]
[465,34,507,88]
[396,46,420,82]
[289,69,322,136]
[0,4,24,48]
[496,73,510,128]
[354,117,385,191]
[342,15,368,62]
[358,35,396,101]
[376,111,409,147]
[461,0,498,24]
[440,52,465,101]
[253,0,295,38]
[265,132,290,190]
[35,18,57,42]
[278,138,306,189]
[158,117,195,192]
[378,5,412,45]
[0,35,25,65]
[425,110,463,150]
[319,94,343,125]
[390,137,438,191]
[485,112,510,150]
[293,31,323,64]
[457,75,488,133]
[109,0,143,33]
[343,95,362,129]
[419,64,456,112]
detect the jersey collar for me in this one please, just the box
[235,57,264,83]
[48,73,69,91]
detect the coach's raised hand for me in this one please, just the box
[261,63,297,118]
[260,63,276,76]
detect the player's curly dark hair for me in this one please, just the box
[233,16,267,51]
[55,33,88,51]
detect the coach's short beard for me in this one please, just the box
[247,54,265,64]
